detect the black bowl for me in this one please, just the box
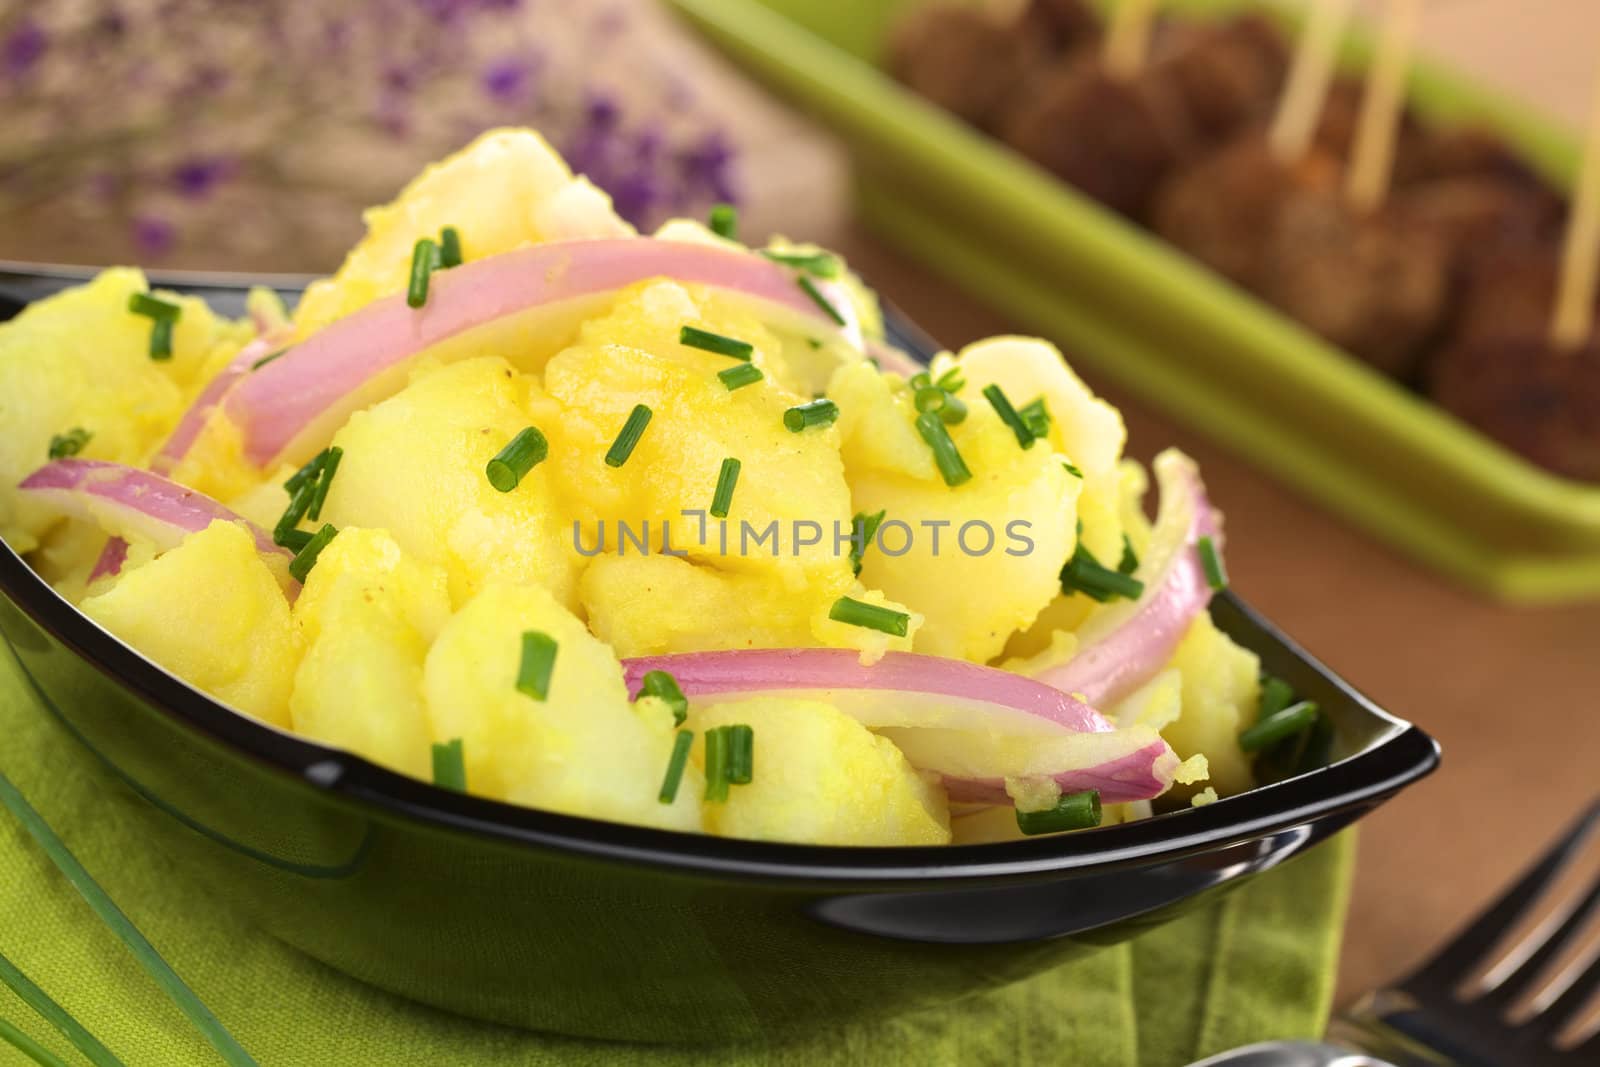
[0,282,1438,1042]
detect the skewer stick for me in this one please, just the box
[1551,66,1600,351]
[1104,0,1159,81]
[1269,0,1357,162]
[1345,0,1423,212]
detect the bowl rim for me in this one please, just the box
[0,537,1438,885]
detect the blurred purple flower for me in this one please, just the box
[681,130,738,204]
[3,21,47,77]
[132,216,176,257]
[481,55,539,105]
[171,156,236,200]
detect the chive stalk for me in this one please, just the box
[47,428,91,460]
[148,318,174,361]
[679,325,753,360]
[485,427,549,493]
[760,249,840,277]
[0,952,121,1067]
[797,275,846,325]
[718,363,763,391]
[0,1012,73,1067]
[658,730,695,803]
[516,631,558,701]
[287,524,338,584]
[406,238,437,308]
[431,739,466,792]
[605,405,652,468]
[1060,543,1144,602]
[914,412,971,487]
[305,446,342,522]
[704,728,730,803]
[438,226,463,268]
[1239,701,1319,753]
[126,292,180,321]
[638,669,689,726]
[783,398,839,432]
[726,724,754,785]
[828,596,910,637]
[982,383,1035,449]
[710,457,741,519]
[850,509,886,576]
[1257,676,1295,722]
[1015,790,1102,835]
[1198,535,1228,591]
[1118,535,1140,576]
[708,203,738,240]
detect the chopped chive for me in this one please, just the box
[708,203,738,240]
[515,631,558,702]
[1061,459,1083,479]
[272,484,314,548]
[0,1011,74,1067]
[306,445,342,522]
[710,457,741,518]
[935,367,966,393]
[704,727,730,803]
[679,325,754,360]
[0,770,257,1066]
[276,528,313,553]
[431,738,466,792]
[914,385,947,414]
[485,426,548,493]
[604,404,652,468]
[1015,789,1102,836]
[808,338,824,350]
[726,723,754,785]
[982,383,1035,449]
[1060,543,1144,602]
[909,371,930,390]
[937,392,968,425]
[760,249,841,277]
[148,318,174,361]
[639,669,690,726]
[438,226,463,268]
[1239,700,1319,753]
[797,274,846,326]
[283,449,327,495]
[1118,535,1139,575]
[1019,396,1051,438]
[828,596,910,637]
[783,398,839,432]
[1296,713,1336,774]
[251,349,288,371]
[1197,535,1228,591]
[658,730,696,803]
[915,411,972,487]
[288,524,338,584]
[406,238,437,308]
[127,292,180,321]
[1258,676,1296,722]
[47,427,91,460]
[718,363,764,391]
[850,508,886,576]
[0,951,121,1067]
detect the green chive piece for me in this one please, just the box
[704,727,731,803]
[1062,459,1084,479]
[127,292,180,321]
[1198,534,1228,591]
[1015,790,1102,836]
[850,508,886,576]
[760,249,841,277]
[1118,535,1140,575]
[516,631,558,702]
[0,770,256,1066]
[1060,543,1145,602]
[983,383,1035,449]
[0,1011,74,1067]
[605,404,653,467]
[718,363,764,391]
[438,225,463,268]
[935,367,966,393]
[783,398,839,432]
[431,738,466,792]
[658,730,695,803]
[251,349,288,371]
[797,275,846,326]
[1296,713,1336,774]
[272,484,314,548]
[283,449,327,496]
[938,392,968,425]
[639,669,690,726]
[709,203,738,240]
[726,723,754,785]
[828,596,910,637]
[915,411,972,487]
[0,951,121,1067]
[485,427,549,493]
[276,529,313,553]
[306,446,342,522]
[909,371,931,390]
[148,318,174,361]
[47,428,91,460]
[288,524,338,584]
[406,238,437,308]
[679,325,754,360]
[1258,675,1296,722]
[1019,396,1051,438]
[710,457,741,519]
[1239,700,1319,753]
[914,385,947,414]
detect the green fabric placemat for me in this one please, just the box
[0,639,1353,1067]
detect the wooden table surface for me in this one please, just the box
[800,0,1600,1006]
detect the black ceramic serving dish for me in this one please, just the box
[0,273,1438,1043]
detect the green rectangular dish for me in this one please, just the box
[668,0,1600,602]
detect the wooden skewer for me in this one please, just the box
[1269,0,1357,163]
[1551,66,1600,351]
[1104,0,1159,81]
[1345,0,1424,212]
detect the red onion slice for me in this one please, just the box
[223,239,858,470]
[18,459,295,594]
[1027,450,1219,707]
[888,728,1180,805]
[152,326,293,476]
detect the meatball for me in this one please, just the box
[885,4,1051,130]
[1153,14,1290,140]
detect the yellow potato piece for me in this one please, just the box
[80,521,298,727]
[422,582,702,832]
[1161,613,1260,797]
[688,698,950,846]
[319,356,580,609]
[290,529,452,778]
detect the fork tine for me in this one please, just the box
[1409,800,1600,990]
[1481,875,1600,1008]
[1532,948,1600,1041]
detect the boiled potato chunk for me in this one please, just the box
[290,529,452,778]
[80,521,298,727]
[319,357,580,609]
[1161,613,1260,797]
[422,582,702,832]
[293,128,632,336]
[687,698,950,845]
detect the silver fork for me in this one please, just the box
[1329,800,1600,1066]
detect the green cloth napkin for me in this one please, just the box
[0,640,1353,1067]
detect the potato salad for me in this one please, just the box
[0,129,1296,847]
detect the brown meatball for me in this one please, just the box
[885,4,1050,130]
[1153,14,1290,140]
